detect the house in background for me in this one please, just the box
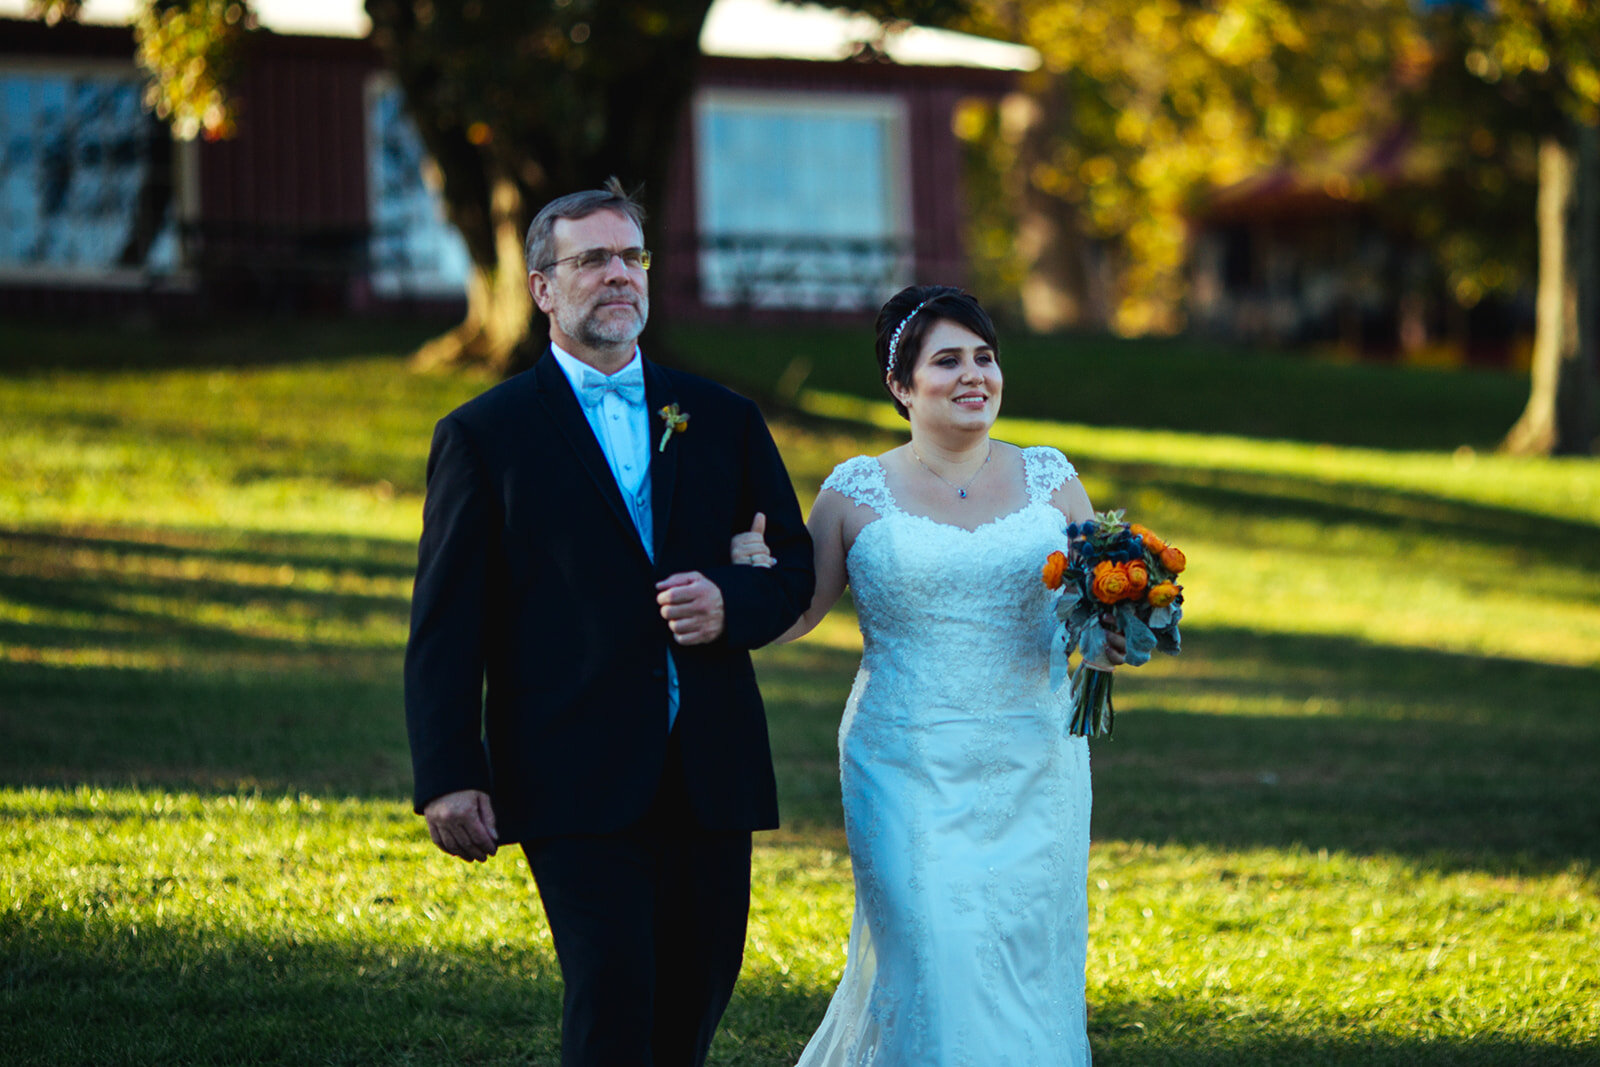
[0,0,1036,322]
[1187,127,1536,367]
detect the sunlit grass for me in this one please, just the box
[2,324,1597,1064]
[4,788,1594,1064]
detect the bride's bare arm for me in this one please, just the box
[1050,473,1096,525]
[731,488,851,644]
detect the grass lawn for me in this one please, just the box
[1,320,1597,1065]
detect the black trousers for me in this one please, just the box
[523,736,753,1067]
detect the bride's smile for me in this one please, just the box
[896,319,1004,433]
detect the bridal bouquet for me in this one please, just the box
[1041,510,1185,737]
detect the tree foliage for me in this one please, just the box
[359,0,714,374]
[963,0,1429,334]
[32,0,253,142]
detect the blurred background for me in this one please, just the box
[1,2,1596,1064]
[1,0,1595,453]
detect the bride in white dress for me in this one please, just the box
[733,286,1125,1066]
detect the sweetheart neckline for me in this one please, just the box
[844,502,1057,566]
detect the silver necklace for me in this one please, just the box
[912,443,993,499]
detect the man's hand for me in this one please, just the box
[423,789,498,862]
[655,570,727,645]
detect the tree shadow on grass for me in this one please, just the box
[1090,461,1600,560]
[4,523,1596,876]
[0,659,413,797]
[4,907,1590,1066]
[1093,627,1600,877]
[0,525,416,798]
[0,318,455,374]
[756,626,1600,879]
[1085,995,1598,1067]
[3,526,418,577]
[1,908,566,1067]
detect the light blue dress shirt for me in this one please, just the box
[550,345,680,729]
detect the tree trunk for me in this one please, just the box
[364,0,712,378]
[1002,74,1101,332]
[1502,125,1599,456]
[410,174,537,376]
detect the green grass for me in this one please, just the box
[2,321,1597,1064]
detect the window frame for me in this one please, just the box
[692,86,913,310]
[0,56,196,288]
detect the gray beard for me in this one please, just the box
[557,296,649,349]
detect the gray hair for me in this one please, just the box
[524,177,647,274]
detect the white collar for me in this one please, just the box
[549,343,643,392]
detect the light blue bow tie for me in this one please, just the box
[577,364,646,409]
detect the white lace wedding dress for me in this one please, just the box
[796,446,1093,1067]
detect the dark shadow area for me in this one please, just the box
[0,318,455,374]
[666,322,1528,453]
[758,625,1600,880]
[1101,464,1600,562]
[1093,626,1600,877]
[0,909,565,1066]
[1086,994,1598,1067]
[3,906,1590,1066]
[5,516,1597,879]
[0,659,412,797]
[2,526,418,580]
[0,525,415,798]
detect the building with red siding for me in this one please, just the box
[0,0,1035,322]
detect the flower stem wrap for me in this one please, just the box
[1068,664,1115,738]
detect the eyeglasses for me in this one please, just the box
[536,247,652,274]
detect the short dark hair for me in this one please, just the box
[875,285,999,419]
[525,177,647,274]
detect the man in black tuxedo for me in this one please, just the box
[403,179,814,1066]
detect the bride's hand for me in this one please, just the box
[1088,612,1129,669]
[730,512,774,568]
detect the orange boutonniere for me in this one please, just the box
[657,403,689,452]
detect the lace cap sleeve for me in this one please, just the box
[821,455,894,514]
[1024,446,1079,505]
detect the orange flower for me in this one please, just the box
[1159,545,1187,574]
[1041,550,1069,590]
[1148,582,1181,608]
[1129,522,1166,554]
[1091,560,1132,603]
[1125,559,1150,596]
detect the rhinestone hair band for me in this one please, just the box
[885,296,937,377]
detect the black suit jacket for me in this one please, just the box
[403,351,814,844]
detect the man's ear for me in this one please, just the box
[529,271,552,313]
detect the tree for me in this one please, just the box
[362,0,714,375]
[960,0,1424,335]
[30,0,715,375]
[1448,0,1599,455]
[33,0,977,376]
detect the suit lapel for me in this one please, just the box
[531,351,649,559]
[645,359,679,563]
